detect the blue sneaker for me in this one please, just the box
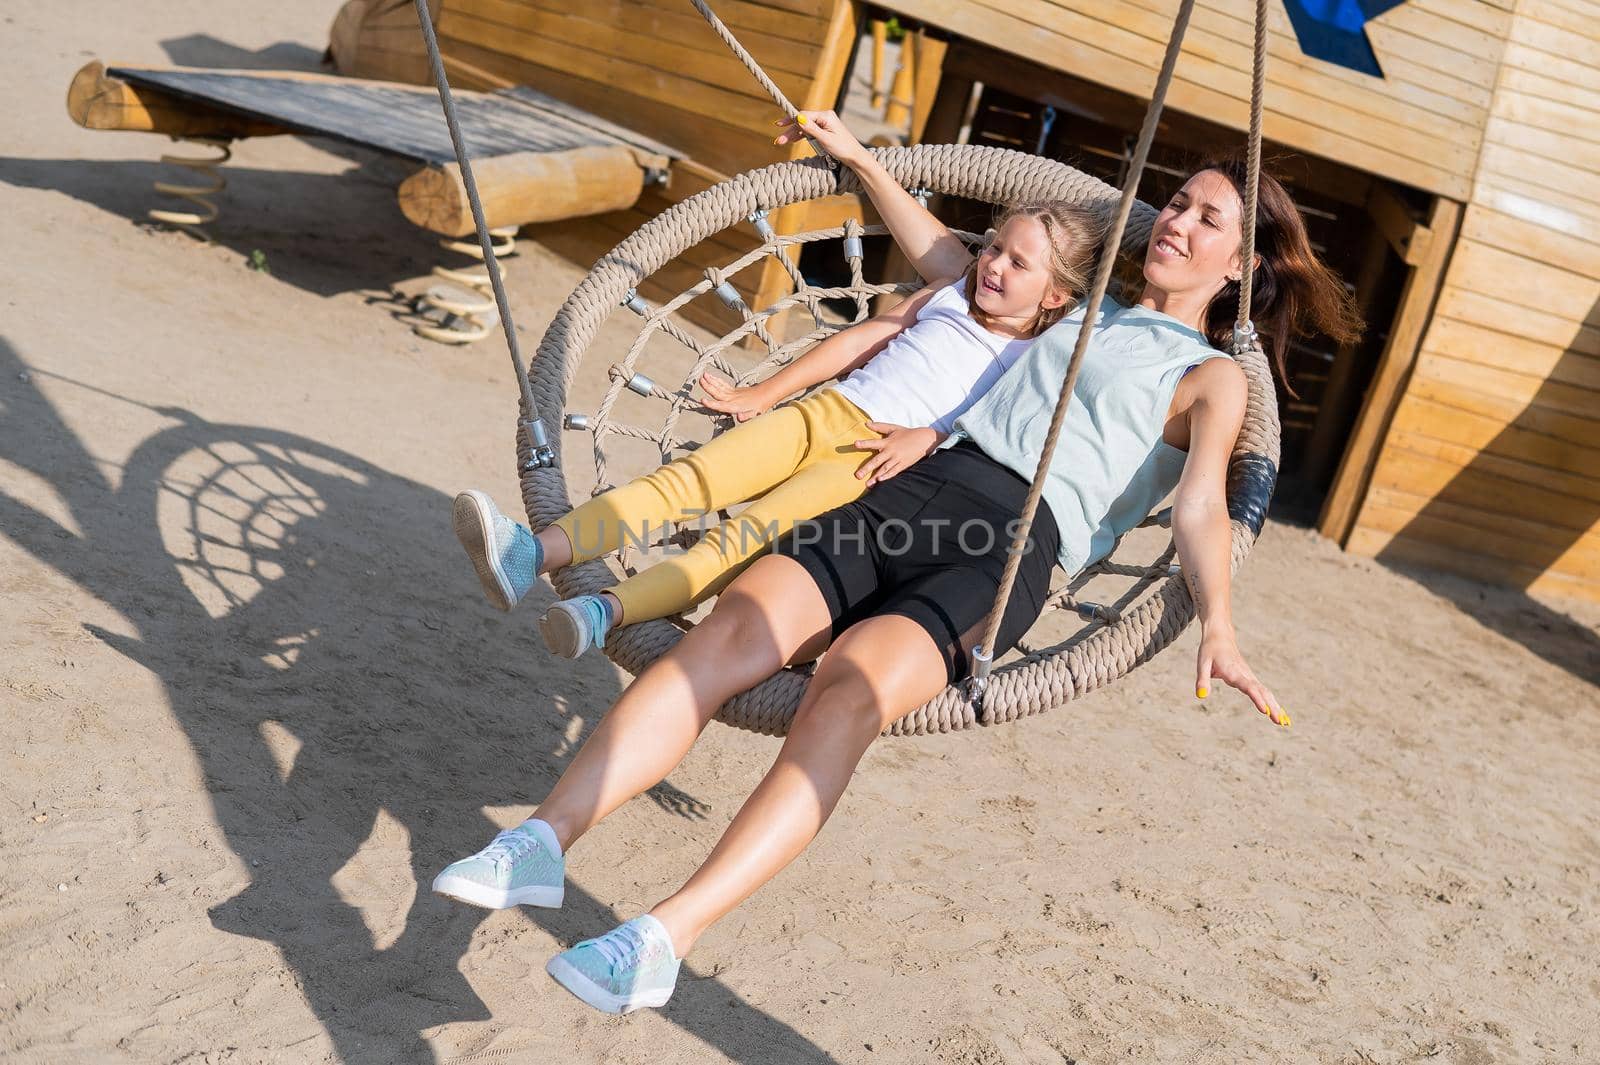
[538,594,614,659]
[546,914,681,1014]
[431,822,564,910]
[453,489,541,612]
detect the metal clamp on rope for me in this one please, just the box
[748,208,776,241]
[965,644,994,719]
[563,412,591,432]
[842,233,864,261]
[622,289,651,318]
[521,417,556,469]
[712,281,748,314]
[1231,319,1257,354]
[625,372,657,397]
[909,187,931,207]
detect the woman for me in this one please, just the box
[433,112,1362,1015]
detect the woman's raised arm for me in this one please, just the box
[1169,359,1288,728]
[775,110,975,282]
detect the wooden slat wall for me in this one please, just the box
[1348,0,1600,602]
[434,0,852,178]
[875,0,1515,199]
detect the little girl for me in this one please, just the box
[448,201,1106,662]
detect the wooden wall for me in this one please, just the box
[435,0,856,178]
[872,0,1512,200]
[1347,0,1600,601]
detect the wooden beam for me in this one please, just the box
[66,61,285,139]
[398,146,663,236]
[1366,183,1433,265]
[1319,194,1464,544]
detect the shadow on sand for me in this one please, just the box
[0,336,838,1063]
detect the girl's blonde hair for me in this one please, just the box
[964,200,1108,337]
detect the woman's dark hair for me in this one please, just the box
[1192,155,1364,386]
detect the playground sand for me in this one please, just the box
[2,3,1598,1063]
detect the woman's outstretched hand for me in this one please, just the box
[774,110,870,169]
[854,423,942,486]
[700,372,778,423]
[1196,622,1289,727]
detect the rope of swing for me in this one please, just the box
[411,0,543,450]
[971,0,1270,712]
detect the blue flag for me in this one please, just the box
[1280,0,1407,77]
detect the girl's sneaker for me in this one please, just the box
[431,822,564,909]
[453,489,541,612]
[538,594,614,659]
[546,914,681,1014]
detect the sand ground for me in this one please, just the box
[2,4,1598,1063]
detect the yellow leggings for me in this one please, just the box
[553,389,878,624]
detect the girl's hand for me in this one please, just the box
[854,423,942,485]
[774,110,870,169]
[700,372,778,422]
[1196,622,1289,727]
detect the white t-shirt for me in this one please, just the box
[832,280,1032,434]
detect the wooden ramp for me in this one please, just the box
[69,63,680,235]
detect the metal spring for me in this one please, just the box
[148,138,231,241]
[411,227,518,345]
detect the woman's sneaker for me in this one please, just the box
[453,489,541,612]
[432,821,564,909]
[546,915,681,1014]
[538,594,614,659]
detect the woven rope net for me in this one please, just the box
[517,145,1282,736]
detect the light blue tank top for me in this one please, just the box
[949,295,1229,574]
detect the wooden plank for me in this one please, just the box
[1375,429,1600,511]
[1423,318,1600,389]
[1408,0,1515,37]
[1321,196,1461,544]
[1483,115,1600,184]
[1388,393,1600,479]
[1501,41,1600,95]
[1492,90,1600,144]
[1377,2,1509,62]
[455,0,826,77]
[1356,494,1600,584]
[398,146,651,235]
[1497,68,1600,121]
[441,9,814,120]
[1443,241,1600,323]
[1517,0,1600,40]
[1473,172,1600,232]
[1366,183,1432,265]
[1367,485,1600,561]
[1509,6,1600,64]
[438,37,782,176]
[881,0,1475,196]
[1460,208,1600,277]
[1345,526,1600,602]
[1405,367,1600,451]
[1111,0,1492,134]
[1412,352,1600,421]
[1434,289,1600,359]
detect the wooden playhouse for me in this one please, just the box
[69,0,1599,602]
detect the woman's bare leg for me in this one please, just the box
[532,555,833,851]
[647,614,949,955]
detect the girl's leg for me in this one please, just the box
[646,614,949,955]
[607,440,874,627]
[532,554,836,851]
[543,405,812,574]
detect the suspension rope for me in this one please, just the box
[411,0,541,430]
[686,0,832,164]
[969,0,1201,714]
[1235,0,1269,350]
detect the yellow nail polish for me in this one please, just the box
[773,137,782,145]
[796,113,808,125]
[1196,687,1208,699]
[1281,712,1291,727]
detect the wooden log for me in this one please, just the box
[398,145,660,236]
[66,61,284,138]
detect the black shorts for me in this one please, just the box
[772,441,1060,684]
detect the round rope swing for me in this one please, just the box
[411,0,1281,736]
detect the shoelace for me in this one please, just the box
[590,921,650,969]
[480,827,541,871]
